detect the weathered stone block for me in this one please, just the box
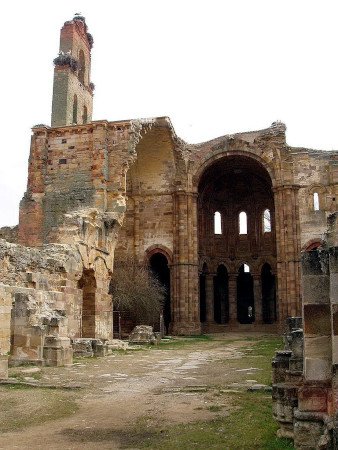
[129,325,156,345]
[305,358,331,382]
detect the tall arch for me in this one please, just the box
[198,154,276,328]
[237,263,254,324]
[261,263,276,323]
[78,269,96,337]
[214,264,229,324]
[149,252,171,332]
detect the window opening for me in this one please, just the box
[239,211,247,235]
[78,50,85,85]
[72,94,78,124]
[214,211,222,234]
[313,192,320,211]
[263,209,271,232]
[243,263,250,273]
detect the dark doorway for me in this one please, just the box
[199,263,208,322]
[149,253,171,332]
[78,269,96,337]
[214,265,229,324]
[261,263,276,323]
[237,264,254,324]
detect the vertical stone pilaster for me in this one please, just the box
[273,185,301,324]
[171,191,200,335]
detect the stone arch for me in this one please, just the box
[214,264,229,324]
[237,263,254,324]
[78,269,96,337]
[261,262,277,324]
[145,244,173,265]
[193,150,276,190]
[302,239,325,252]
[146,247,171,332]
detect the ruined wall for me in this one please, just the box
[0,225,18,243]
[272,214,338,449]
[117,124,177,259]
[292,149,338,249]
[18,120,150,247]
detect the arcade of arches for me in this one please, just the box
[198,156,277,329]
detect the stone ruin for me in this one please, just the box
[0,15,337,381]
[272,214,338,449]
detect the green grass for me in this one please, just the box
[126,336,294,450]
[0,386,78,432]
[134,391,294,449]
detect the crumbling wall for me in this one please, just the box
[0,225,18,243]
[293,149,338,250]
[272,213,338,449]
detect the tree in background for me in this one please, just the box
[110,255,165,326]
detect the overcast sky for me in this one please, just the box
[0,0,337,227]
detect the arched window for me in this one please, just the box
[214,211,222,234]
[243,263,250,273]
[313,192,320,211]
[72,94,78,124]
[78,50,85,85]
[83,105,88,124]
[239,211,247,235]
[263,209,271,232]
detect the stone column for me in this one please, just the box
[171,191,200,335]
[205,273,215,323]
[253,274,262,323]
[228,273,237,324]
[273,185,301,324]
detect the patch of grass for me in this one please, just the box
[218,336,284,386]
[134,391,294,449]
[207,405,222,413]
[0,386,78,432]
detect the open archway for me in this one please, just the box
[198,155,276,328]
[261,263,276,323]
[214,264,229,324]
[237,264,254,324]
[149,253,171,332]
[78,269,96,337]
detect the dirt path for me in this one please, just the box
[0,334,271,450]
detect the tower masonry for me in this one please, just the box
[51,15,94,127]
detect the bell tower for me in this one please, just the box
[51,14,94,127]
